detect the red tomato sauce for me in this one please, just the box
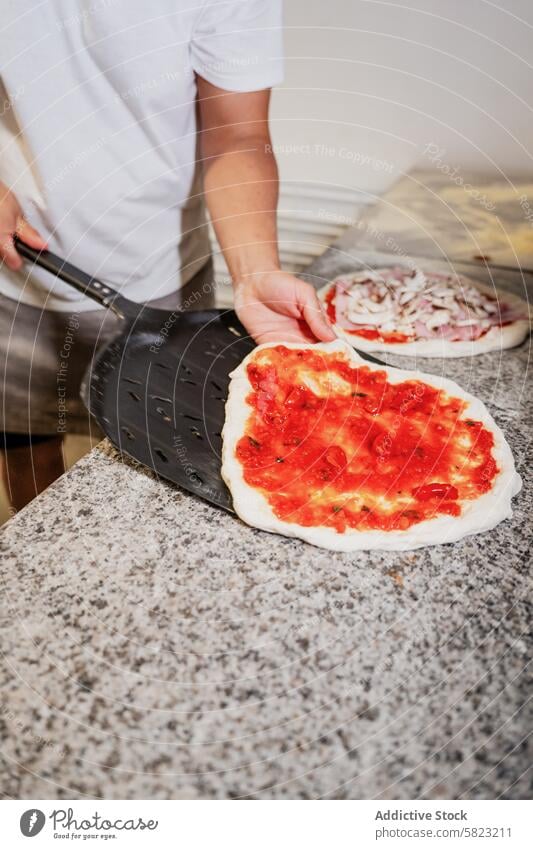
[235,346,498,533]
[324,287,412,343]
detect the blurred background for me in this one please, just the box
[217,0,532,279]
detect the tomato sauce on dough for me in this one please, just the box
[235,346,498,533]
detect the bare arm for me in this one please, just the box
[196,77,335,344]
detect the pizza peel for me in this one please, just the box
[14,237,257,511]
[14,238,386,512]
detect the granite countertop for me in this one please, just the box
[0,174,531,800]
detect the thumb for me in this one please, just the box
[299,284,337,342]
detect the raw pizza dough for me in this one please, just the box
[221,340,521,552]
[318,267,532,358]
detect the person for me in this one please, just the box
[0,0,334,511]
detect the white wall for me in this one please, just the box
[213,1,533,277]
[272,0,533,195]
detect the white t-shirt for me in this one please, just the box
[0,0,283,311]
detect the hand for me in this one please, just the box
[234,270,337,345]
[0,180,47,271]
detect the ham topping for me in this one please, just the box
[332,267,526,342]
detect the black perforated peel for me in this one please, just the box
[15,238,254,511]
[83,307,254,510]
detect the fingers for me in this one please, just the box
[300,284,337,342]
[1,215,47,271]
[16,216,47,250]
[0,233,23,270]
[237,274,337,345]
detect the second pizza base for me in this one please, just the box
[318,268,531,357]
[222,340,521,551]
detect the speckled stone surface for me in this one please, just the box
[1,177,531,800]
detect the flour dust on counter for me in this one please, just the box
[222,340,521,551]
